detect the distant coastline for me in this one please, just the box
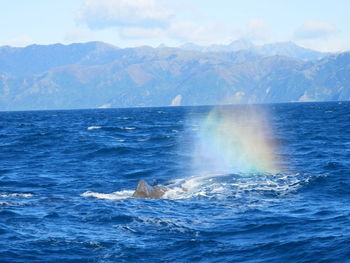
[1,100,348,113]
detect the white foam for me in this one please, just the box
[87,126,102,130]
[137,138,149,142]
[162,176,212,199]
[162,187,188,199]
[121,127,136,130]
[81,173,311,201]
[0,193,33,198]
[81,190,134,200]
[163,172,309,200]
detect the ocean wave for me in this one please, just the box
[85,145,136,157]
[136,138,149,142]
[87,126,102,130]
[81,190,134,200]
[0,193,33,198]
[120,127,136,130]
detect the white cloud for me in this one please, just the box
[76,0,240,44]
[1,36,35,47]
[294,20,337,40]
[165,18,270,45]
[119,27,165,39]
[244,18,271,41]
[296,37,350,52]
[64,28,95,42]
[168,21,237,44]
[115,20,237,45]
[77,0,173,29]
[75,1,271,46]
[88,17,236,45]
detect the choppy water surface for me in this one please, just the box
[1,102,350,262]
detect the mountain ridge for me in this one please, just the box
[178,40,330,61]
[0,41,349,111]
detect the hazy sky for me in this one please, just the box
[1,0,349,51]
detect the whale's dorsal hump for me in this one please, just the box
[132,180,153,198]
[132,180,168,198]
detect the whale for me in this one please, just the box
[132,180,168,198]
[132,179,187,198]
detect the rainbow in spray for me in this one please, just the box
[193,106,281,175]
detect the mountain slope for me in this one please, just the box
[0,42,120,77]
[0,42,349,111]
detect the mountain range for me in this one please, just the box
[0,41,349,111]
[178,40,329,61]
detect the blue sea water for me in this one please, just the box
[1,102,350,263]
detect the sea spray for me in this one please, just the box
[191,105,281,175]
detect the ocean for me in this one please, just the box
[1,102,350,262]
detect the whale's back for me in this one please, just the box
[132,180,168,198]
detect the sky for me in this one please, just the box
[0,0,349,52]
